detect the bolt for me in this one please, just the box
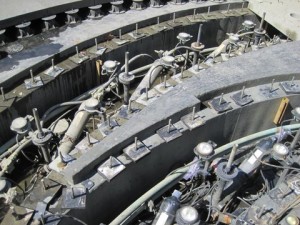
[109,156,114,168]
[259,12,266,30]
[242,2,245,9]
[197,24,203,46]
[119,29,122,40]
[135,23,138,35]
[86,131,91,146]
[184,50,188,69]
[197,58,201,71]
[163,75,167,88]
[95,38,98,50]
[225,144,238,173]
[128,100,132,113]
[207,6,210,15]
[193,9,196,19]
[125,51,129,75]
[191,106,196,121]
[107,115,111,128]
[167,119,172,133]
[32,108,44,135]
[157,16,160,25]
[145,87,149,100]
[30,69,35,83]
[227,4,230,12]
[51,58,55,70]
[240,86,245,98]
[1,87,6,101]
[134,137,138,151]
[228,44,232,58]
[257,205,266,219]
[290,76,295,86]
[219,93,224,105]
[173,12,176,23]
[76,46,79,58]
[270,79,275,93]
[41,179,47,191]
[181,67,184,79]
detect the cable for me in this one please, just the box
[43,214,88,225]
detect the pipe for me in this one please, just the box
[109,165,189,225]
[0,138,32,177]
[130,63,164,101]
[58,108,92,161]
[120,54,155,72]
[110,124,300,225]
[207,39,230,59]
[290,127,300,149]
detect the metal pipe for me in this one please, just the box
[130,63,164,101]
[110,124,300,225]
[125,52,129,75]
[197,24,203,46]
[290,127,300,149]
[32,108,44,135]
[259,12,266,30]
[225,144,238,173]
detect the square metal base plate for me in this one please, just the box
[280,81,300,94]
[156,124,182,142]
[259,86,279,99]
[24,76,43,89]
[128,32,146,40]
[69,55,89,64]
[44,66,64,78]
[123,140,150,162]
[97,157,126,181]
[231,91,253,106]
[181,113,206,130]
[154,82,174,94]
[208,98,232,113]
[98,119,119,137]
[61,187,86,209]
[186,15,206,23]
[112,38,130,46]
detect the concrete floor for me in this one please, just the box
[248,0,300,40]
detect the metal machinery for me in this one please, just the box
[0,0,300,225]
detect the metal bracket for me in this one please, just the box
[97,156,126,181]
[81,179,95,191]
[259,86,279,99]
[156,122,182,142]
[231,91,253,106]
[186,15,206,23]
[44,66,64,78]
[128,32,146,40]
[24,77,43,90]
[62,186,86,209]
[98,118,119,137]
[123,140,151,162]
[181,112,206,130]
[118,105,141,120]
[208,96,232,113]
[280,81,300,94]
[69,54,89,64]
[112,38,130,46]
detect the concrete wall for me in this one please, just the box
[0,12,254,146]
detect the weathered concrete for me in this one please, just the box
[63,41,300,185]
[0,1,246,89]
[0,9,254,146]
[248,0,300,40]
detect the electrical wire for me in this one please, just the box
[43,213,88,225]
